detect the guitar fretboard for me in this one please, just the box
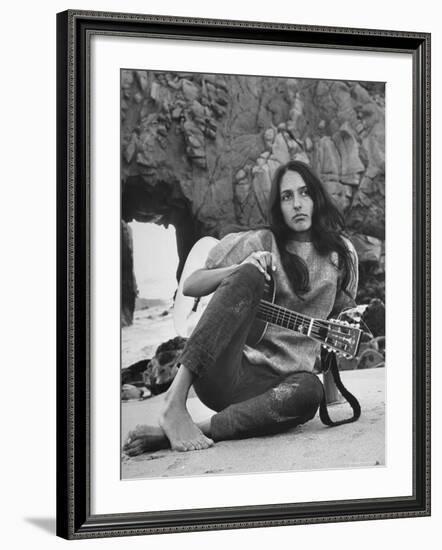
[257,300,325,339]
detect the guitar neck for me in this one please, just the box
[257,300,326,341]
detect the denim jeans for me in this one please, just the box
[179,263,324,441]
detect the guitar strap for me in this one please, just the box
[318,349,361,426]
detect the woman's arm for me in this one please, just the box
[183,250,276,297]
[182,265,239,297]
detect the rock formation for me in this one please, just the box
[121,71,385,324]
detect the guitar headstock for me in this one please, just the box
[322,319,362,359]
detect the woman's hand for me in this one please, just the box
[240,251,276,281]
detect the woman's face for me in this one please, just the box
[279,171,314,240]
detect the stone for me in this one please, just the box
[361,298,385,337]
[124,134,137,164]
[121,70,134,89]
[121,73,385,323]
[357,349,384,369]
[182,79,199,101]
[121,221,137,326]
[150,81,161,101]
[215,77,228,92]
[350,233,382,263]
[333,125,365,185]
[316,136,340,182]
[210,102,226,118]
[135,70,149,92]
[252,165,273,216]
[121,384,144,401]
[271,133,290,164]
[323,180,352,212]
[190,100,205,118]
[166,74,181,90]
[264,128,276,150]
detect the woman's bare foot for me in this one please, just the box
[123,424,169,456]
[159,399,214,452]
[123,411,214,456]
[123,364,214,455]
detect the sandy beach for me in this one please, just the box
[122,368,385,480]
[122,289,385,480]
[122,298,175,369]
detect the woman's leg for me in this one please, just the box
[124,365,214,455]
[124,264,268,454]
[179,263,268,409]
[209,371,324,441]
[124,370,323,455]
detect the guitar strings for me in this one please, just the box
[258,301,316,325]
[258,300,331,328]
[257,302,355,348]
[257,313,342,348]
[257,310,332,336]
[258,301,334,331]
[256,312,352,352]
[257,309,332,340]
[257,301,353,333]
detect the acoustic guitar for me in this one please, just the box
[173,237,362,359]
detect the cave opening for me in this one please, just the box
[121,175,201,326]
[130,222,178,303]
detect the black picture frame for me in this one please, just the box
[56,9,431,540]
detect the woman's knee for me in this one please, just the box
[222,263,266,297]
[276,373,324,421]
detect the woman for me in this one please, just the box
[124,160,358,455]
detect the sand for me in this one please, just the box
[122,299,175,369]
[121,368,385,480]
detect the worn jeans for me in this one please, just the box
[179,263,324,441]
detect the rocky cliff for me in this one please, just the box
[121,70,385,325]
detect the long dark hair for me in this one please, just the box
[268,160,354,296]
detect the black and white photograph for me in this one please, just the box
[120,70,386,480]
[1,0,439,546]
[53,6,430,540]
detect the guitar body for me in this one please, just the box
[173,236,219,338]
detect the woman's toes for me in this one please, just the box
[125,444,141,456]
[123,439,135,452]
[126,431,135,442]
